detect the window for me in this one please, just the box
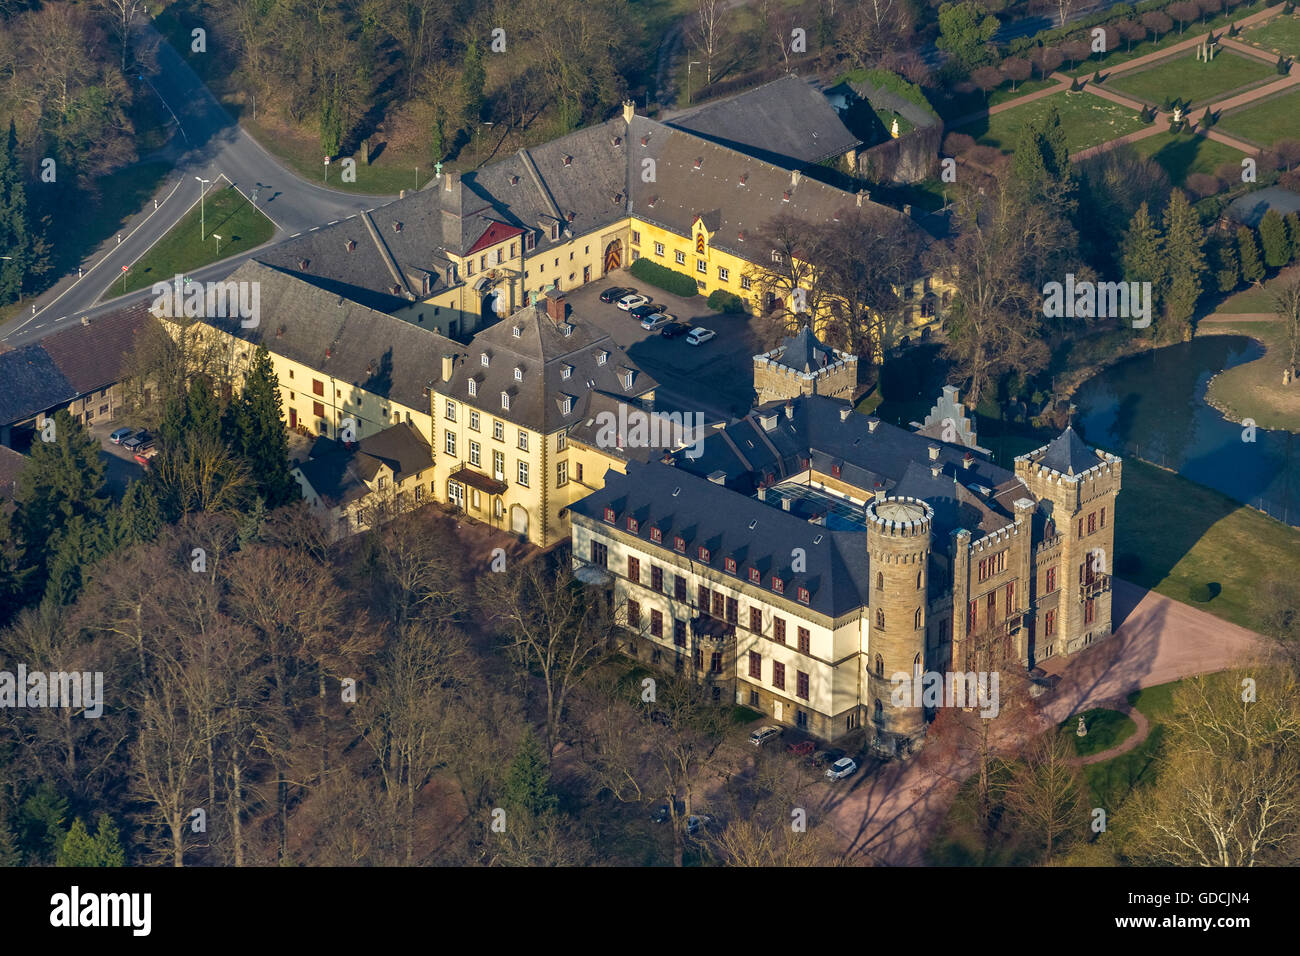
[674,575,687,601]
[774,618,786,644]
[628,599,641,629]
[469,411,480,431]
[968,600,977,631]
[561,365,572,380]
[415,485,424,503]
[1101,507,1106,528]
[750,607,762,632]
[651,566,663,592]
[797,587,810,605]
[493,450,505,481]
[1087,512,1097,534]
[628,556,640,584]
[698,584,710,609]
[651,610,663,638]
[650,527,662,544]
[313,379,324,396]
[654,242,664,256]
[710,652,723,674]
[674,618,686,647]
[748,652,762,679]
[517,461,529,486]
[591,541,608,567]
[797,627,810,655]
[876,608,885,629]
[977,550,1008,582]
[1006,581,1016,615]
[771,576,784,594]
[501,392,510,410]
[917,570,924,590]
[576,463,583,482]
[466,259,474,276]
[773,662,785,690]
[874,654,884,677]
[712,593,724,618]
[1085,598,1095,625]
[631,230,640,245]
[698,546,710,563]
[718,267,729,281]
[771,250,783,263]
[1046,566,1057,592]
[313,401,325,418]
[725,597,738,624]
[724,557,737,574]
[516,431,528,452]
[481,353,490,368]
[915,607,922,629]
[557,433,566,451]
[987,592,996,622]
[674,536,686,553]
[749,567,761,584]
[693,648,704,670]
[696,259,707,274]
[556,461,568,486]
[741,275,752,290]
[493,420,504,441]
[445,431,456,456]
[525,232,536,251]
[1045,608,1056,637]
[445,400,456,421]
[796,671,809,700]
[675,250,686,265]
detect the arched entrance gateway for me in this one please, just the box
[603,239,622,274]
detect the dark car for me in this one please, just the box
[122,430,152,451]
[599,286,631,303]
[660,321,690,339]
[629,304,659,320]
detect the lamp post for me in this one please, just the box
[687,61,701,105]
[195,176,212,239]
[213,234,223,258]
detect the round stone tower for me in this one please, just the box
[866,495,933,748]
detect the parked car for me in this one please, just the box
[749,725,782,747]
[109,427,134,445]
[122,430,151,451]
[826,757,858,780]
[650,800,685,824]
[684,814,713,836]
[685,327,716,345]
[616,293,650,311]
[629,303,660,321]
[640,312,674,331]
[599,286,632,303]
[660,321,691,339]
[133,452,152,469]
[787,740,815,757]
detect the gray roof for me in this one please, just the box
[437,299,657,434]
[1035,426,1101,477]
[0,445,25,503]
[207,261,458,413]
[772,326,836,373]
[665,74,861,169]
[0,344,77,427]
[295,422,433,509]
[570,459,871,619]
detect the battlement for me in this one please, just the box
[866,496,933,538]
[968,518,1022,555]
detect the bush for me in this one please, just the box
[627,257,698,298]
[1189,582,1215,602]
[706,289,745,313]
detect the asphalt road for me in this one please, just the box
[0,16,396,347]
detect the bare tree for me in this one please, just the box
[1003,728,1087,862]
[690,0,729,84]
[745,213,831,340]
[1272,274,1300,379]
[95,0,146,71]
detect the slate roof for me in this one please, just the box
[771,326,836,373]
[665,74,861,169]
[670,394,1025,538]
[40,302,154,394]
[0,445,25,504]
[1035,426,1102,477]
[295,422,433,509]
[0,344,76,427]
[570,459,872,619]
[205,261,458,413]
[437,299,657,434]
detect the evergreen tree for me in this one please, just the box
[504,731,559,820]
[0,812,20,867]
[57,814,125,867]
[1212,234,1240,293]
[1286,211,1300,262]
[18,784,68,865]
[1011,103,1075,212]
[1162,189,1205,333]
[186,375,222,441]
[0,504,28,629]
[0,120,37,305]
[107,481,163,551]
[1259,208,1290,268]
[1122,202,1166,291]
[229,345,295,508]
[461,38,486,127]
[1238,225,1265,284]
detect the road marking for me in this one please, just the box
[328,220,340,225]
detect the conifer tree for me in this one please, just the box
[1162,189,1205,333]
[1238,226,1265,284]
[230,345,295,508]
[0,120,36,305]
[504,731,559,821]
[1286,211,1300,262]
[1212,234,1240,293]
[56,814,125,867]
[1260,208,1290,268]
[1122,201,1165,292]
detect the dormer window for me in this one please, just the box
[771,251,783,263]
[512,326,522,338]
[627,517,639,533]
[603,507,616,524]
[563,155,573,166]
[832,463,842,478]
[468,379,478,397]
[514,366,523,381]
[698,546,710,563]
[481,353,490,367]
[561,365,573,380]
[561,396,572,415]
[798,587,810,605]
[650,527,662,544]
[550,223,560,241]
[597,350,608,366]
[748,568,761,584]
[501,391,510,410]
[674,536,686,553]
[771,576,784,594]
[622,371,633,389]
[725,557,737,574]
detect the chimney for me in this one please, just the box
[441,354,454,382]
[622,99,635,124]
[963,452,974,469]
[856,191,865,207]
[903,203,912,216]
[443,170,458,192]
[544,289,567,323]
[757,487,767,501]
[759,412,777,431]
[791,170,802,188]
[839,407,852,422]
[781,497,791,511]
[784,400,794,420]
[873,486,885,503]
[928,444,940,461]
[867,419,880,433]
[708,470,727,485]
[931,465,942,478]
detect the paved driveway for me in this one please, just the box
[818,578,1264,865]
[564,269,764,421]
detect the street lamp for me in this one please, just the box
[195,176,212,239]
[212,234,223,258]
[687,61,701,105]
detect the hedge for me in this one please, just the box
[706,289,746,313]
[836,68,940,120]
[628,257,699,297]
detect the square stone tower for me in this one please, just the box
[753,326,858,406]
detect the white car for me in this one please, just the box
[826,757,858,780]
[749,725,782,747]
[640,312,674,331]
[685,327,715,345]
[617,293,650,311]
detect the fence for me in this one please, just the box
[1117,441,1298,527]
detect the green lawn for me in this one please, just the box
[114,184,274,296]
[1114,458,1300,632]
[987,77,1061,109]
[1132,131,1245,184]
[1060,708,1137,758]
[1106,50,1275,107]
[969,92,1146,154]
[1218,87,1300,145]
[46,162,172,280]
[1242,12,1300,56]
[1201,321,1300,431]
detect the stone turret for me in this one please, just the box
[753,326,858,405]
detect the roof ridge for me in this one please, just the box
[360,209,413,299]
[516,147,563,221]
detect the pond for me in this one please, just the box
[1073,336,1299,526]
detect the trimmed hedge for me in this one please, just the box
[837,68,940,120]
[706,289,745,313]
[628,257,699,297]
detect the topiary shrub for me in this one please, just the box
[706,289,745,313]
[627,257,699,298]
[1189,582,1214,603]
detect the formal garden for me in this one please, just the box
[972,92,1147,154]
[1106,49,1277,106]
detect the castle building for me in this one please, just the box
[752,325,858,406]
[567,393,1122,752]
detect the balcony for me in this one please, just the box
[1080,574,1110,601]
[449,463,508,495]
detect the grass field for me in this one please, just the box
[114,183,274,296]
[1115,457,1300,631]
[1132,131,1245,183]
[987,77,1061,109]
[1201,320,1300,431]
[1107,50,1276,107]
[45,162,173,281]
[1241,12,1300,56]
[1218,87,1300,144]
[1060,708,1137,758]
[970,92,1146,153]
